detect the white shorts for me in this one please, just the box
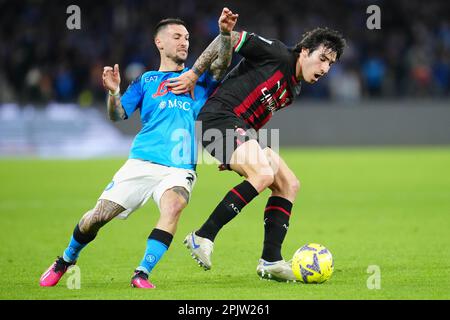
[99,159,197,219]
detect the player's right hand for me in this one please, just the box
[219,7,238,33]
[166,69,198,100]
[102,64,121,92]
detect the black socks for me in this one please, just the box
[148,228,173,248]
[262,196,293,262]
[196,182,293,263]
[196,180,259,241]
[73,224,97,245]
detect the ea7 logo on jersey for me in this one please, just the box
[145,76,158,82]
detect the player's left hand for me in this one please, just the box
[166,69,198,99]
[219,7,238,33]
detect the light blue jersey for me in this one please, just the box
[120,68,218,170]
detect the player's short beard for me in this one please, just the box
[174,56,186,65]
[166,51,187,66]
[173,54,187,65]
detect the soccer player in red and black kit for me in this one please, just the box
[168,26,345,282]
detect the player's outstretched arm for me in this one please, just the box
[209,8,239,80]
[103,64,126,122]
[167,8,240,97]
[189,30,241,80]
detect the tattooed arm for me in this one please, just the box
[107,91,126,122]
[103,64,126,122]
[194,7,240,80]
[193,30,241,81]
[167,8,239,96]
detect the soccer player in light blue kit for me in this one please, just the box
[40,8,238,289]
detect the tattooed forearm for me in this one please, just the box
[107,94,126,122]
[191,36,220,77]
[192,31,241,81]
[210,32,233,80]
[79,199,125,235]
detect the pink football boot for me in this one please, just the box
[130,270,156,289]
[40,257,75,287]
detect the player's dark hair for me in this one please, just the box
[294,27,346,60]
[154,18,187,38]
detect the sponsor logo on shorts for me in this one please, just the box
[186,173,195,186]
[235,127,247,136]
[234,127,250,146]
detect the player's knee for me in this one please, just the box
[282,174,300,198]
[171,199,187,215]
[162,199,186,220]
[271,176,300,200]
[290,177,301,196]
[254,170,275,190]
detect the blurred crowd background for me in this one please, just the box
[1,0,449,105]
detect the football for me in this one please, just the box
[291,243,334,283]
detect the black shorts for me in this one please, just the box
[197,107,258,166]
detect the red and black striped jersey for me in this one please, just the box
[203,31,302,130]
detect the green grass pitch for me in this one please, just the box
[1,147,449,300]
